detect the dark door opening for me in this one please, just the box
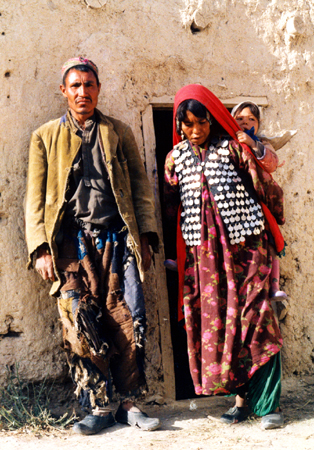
[153,108,197,400]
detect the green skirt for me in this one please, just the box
[233,352,281,417]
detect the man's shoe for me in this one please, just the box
[115,404,160,431]
[261,410,284,430]
[220,406,250,424]
[72,412,115,435]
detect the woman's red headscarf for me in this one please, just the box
[173,84,241,146]
[173,85,284,322]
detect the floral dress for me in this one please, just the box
[164,139,283,396]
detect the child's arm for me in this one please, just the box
[259,140,279,173]
[236,131,279,173]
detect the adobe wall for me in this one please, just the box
[0,0,313,391]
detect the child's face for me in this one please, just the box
[235,107,259,134]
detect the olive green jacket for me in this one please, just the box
[25,109,158,295]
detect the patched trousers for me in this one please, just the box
[56,225,146,411]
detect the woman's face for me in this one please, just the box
[234,107,259,134]
[181,110,210,146]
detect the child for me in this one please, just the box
[231,101,287,301]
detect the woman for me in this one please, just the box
[164,85,284,429]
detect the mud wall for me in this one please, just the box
[0,0,313,390]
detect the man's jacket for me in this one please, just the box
[25,109,158,295]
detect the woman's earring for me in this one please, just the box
[181,130,185,140]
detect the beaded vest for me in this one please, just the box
[172,139,265,246]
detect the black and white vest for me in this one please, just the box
[172,139,264,246]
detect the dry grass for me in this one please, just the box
[0,364,75,432]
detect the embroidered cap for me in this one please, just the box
[61,57,99,81]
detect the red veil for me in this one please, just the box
[172,85,284,322]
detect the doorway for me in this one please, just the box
[153,108,196,400]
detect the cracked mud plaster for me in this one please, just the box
[180,0,227,31]
[1,0,314,389]
[84,0,107,8]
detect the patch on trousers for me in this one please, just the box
[73,359,109,408]
[75,299,109,358]
[133,316,146,349]
[58,294,90,358]
[58,291,109,360]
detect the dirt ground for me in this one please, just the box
[1,376,314,450]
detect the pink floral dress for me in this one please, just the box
[164,139,283,396]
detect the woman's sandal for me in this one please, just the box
[220,406,250,424]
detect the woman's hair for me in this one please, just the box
[233,102,260,124]
[176,99,210,134]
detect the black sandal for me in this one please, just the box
[220,406,250,424]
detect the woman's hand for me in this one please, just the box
[236,130,255,149]
[35,247,55,281]
[140,234,152,272]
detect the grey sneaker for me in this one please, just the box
[115,404,160,431]
[261,411,284,430]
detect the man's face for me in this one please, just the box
[60,68,101,121]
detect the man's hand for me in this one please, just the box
[35,247,55,281]
[236,130,255,148]
[140,234,152,272]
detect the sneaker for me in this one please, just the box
[115,404,160,431]
[261,410,284,430]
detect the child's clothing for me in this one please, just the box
[268,244,287,301]
[231,105,286,301]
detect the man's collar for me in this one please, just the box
[66,109,98,133]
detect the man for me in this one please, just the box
[25,57,160,435]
